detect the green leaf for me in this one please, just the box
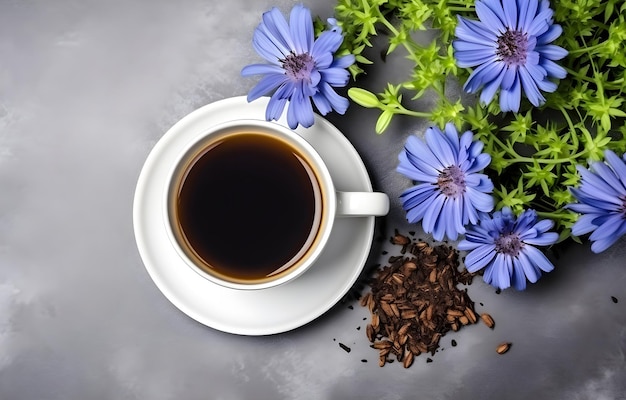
[355,55,374,65]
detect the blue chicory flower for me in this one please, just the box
[459,207,558,290]
[453,0,568,112]
[568,150,626,253]
[397,123,494,241]
[241,5,355,129]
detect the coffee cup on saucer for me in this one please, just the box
[163,119,389,291]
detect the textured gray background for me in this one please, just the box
[1,0,625,399]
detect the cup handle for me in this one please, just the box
[336,191,389,217]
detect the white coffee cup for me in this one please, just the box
[163,119,389,290]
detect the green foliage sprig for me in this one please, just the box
[332,0,626,241]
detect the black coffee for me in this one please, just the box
[175,132,323,282]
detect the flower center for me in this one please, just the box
[496,29,529,66]
[495,232,523,257]
[437,165,466,198]
[282,52,314,81]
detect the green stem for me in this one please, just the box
[567,42,604,55]
[446,6,473,12]
[487,133,521,159]
[536,211,569,220]
[563,68,595,84]
[445,0,474,7]
[489,129,590,165]
[432,84,446,98]
[507,150,590,165]
[562,68,622,90]
[377,12,400,37]
[395,108,432,118]
[559,106,579,150]
[579,35,605,103]
[374,7,426,68]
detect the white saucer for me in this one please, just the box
[133,96,375,335]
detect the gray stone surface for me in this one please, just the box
[1,1,625,399]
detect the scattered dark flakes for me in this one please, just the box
[426,358,433,363]
[333,338,336,341]
[361,359,368,363]
[382,251,388,255]
[611,296,619,303]
[363,317,367,320]
[388,255,403,263]
[451,339,457,347]
[342,286,364,304]
[391,229,410,246]
[495,288,502,295]
[409,231,416,236]
[360,232,488,368]
[356,326,361,330]
[339,343,351,353]
[380,49,387,62]
[480,302,484,306]
[348,305,354,310]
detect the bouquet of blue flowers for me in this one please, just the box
[242,0,626,291]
